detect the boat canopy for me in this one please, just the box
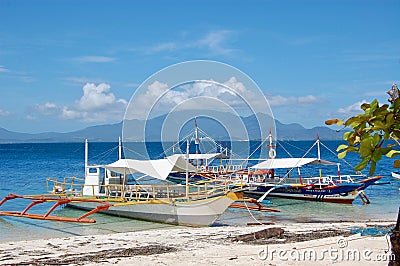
[251,157,337,170]
[102,154,197,180]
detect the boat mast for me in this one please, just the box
[186,139,190,198]
[194,118,199,167]
[118,136,122,160]
[316,135,323,186]
[267,129,276,159]
[316,134,321,161]
[84,139,88,178]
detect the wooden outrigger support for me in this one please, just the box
[0,194,111,223]
[230,197,280,213]
[359,191,371,204]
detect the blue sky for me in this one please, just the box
[0,0,399,133]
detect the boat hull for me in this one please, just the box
[244,176,381,204]
[245,189,360,204]
[245,183,362,204]
[67,195,236,226]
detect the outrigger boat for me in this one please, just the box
[233,134,382,204]
[240,158,380,204]
[0,139,250,226]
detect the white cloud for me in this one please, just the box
[124,82,139,88]
[35,83,127,123]
[75,56,116,63]
[298,95,319,104]
[0,108,10,116]
[77,83,118,111]
[25,114,37,120]
[64,83,127,122]
[36,102,59,115]
[119,76,324,122]
[146,30,237,56]
[0,65,9,73]
[197,30,236,55]
[149,42,177,53]
[125,77,272,120]
[61,106,82,120]
[64,77,106,85]
[223,77,247,94]
[337,100,367,115]
[268,94,320,106]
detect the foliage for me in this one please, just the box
[325,98,400,175]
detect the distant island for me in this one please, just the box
[0,112,342,143]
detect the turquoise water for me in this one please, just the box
[0,141,398,242]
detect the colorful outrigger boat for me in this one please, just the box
[233,135,382,204]
[239,158,380,204]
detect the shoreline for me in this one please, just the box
[0,220,395,265]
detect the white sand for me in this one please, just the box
[0,221,395,266]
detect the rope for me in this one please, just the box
[123,146,147,159]
[277,139,306,156]
[319,141,359,173]
[385,232,392,254]
[243,199,264,225]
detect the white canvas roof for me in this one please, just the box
[251,158,336,169]
[102,154,197,180]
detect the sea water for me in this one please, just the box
[0,141,399,242]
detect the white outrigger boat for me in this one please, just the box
[0,139,244,226]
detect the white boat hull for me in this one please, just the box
[67,195,236,226]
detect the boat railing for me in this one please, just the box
[301,175,365,185]
[282,177,303,184]
[46,177,85,195]
[46,178,232,202]
[328,174,366,183]
[302,176,352,186]
[206,164,243,173]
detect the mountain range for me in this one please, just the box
[0,112,342,143]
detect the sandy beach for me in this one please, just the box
[0,221,395,266]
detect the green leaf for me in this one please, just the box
[372,134,381,147]
[371,150,382,162]
[386,150,400,158]
[372,120,386,131]
[384,131,390,140]
[370,99,378,113]
[345,116,364,127]
[338,151,347,159]
[336,144,348,152]
[376,104,389,114]
[369,161,376,176]
[393,98,400,112]
[359,137,374,157]
[386,113,394,125]
[343,131,352,141]
[354,158,369,171]
[379,147,391,155]
[360,103,370,111]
